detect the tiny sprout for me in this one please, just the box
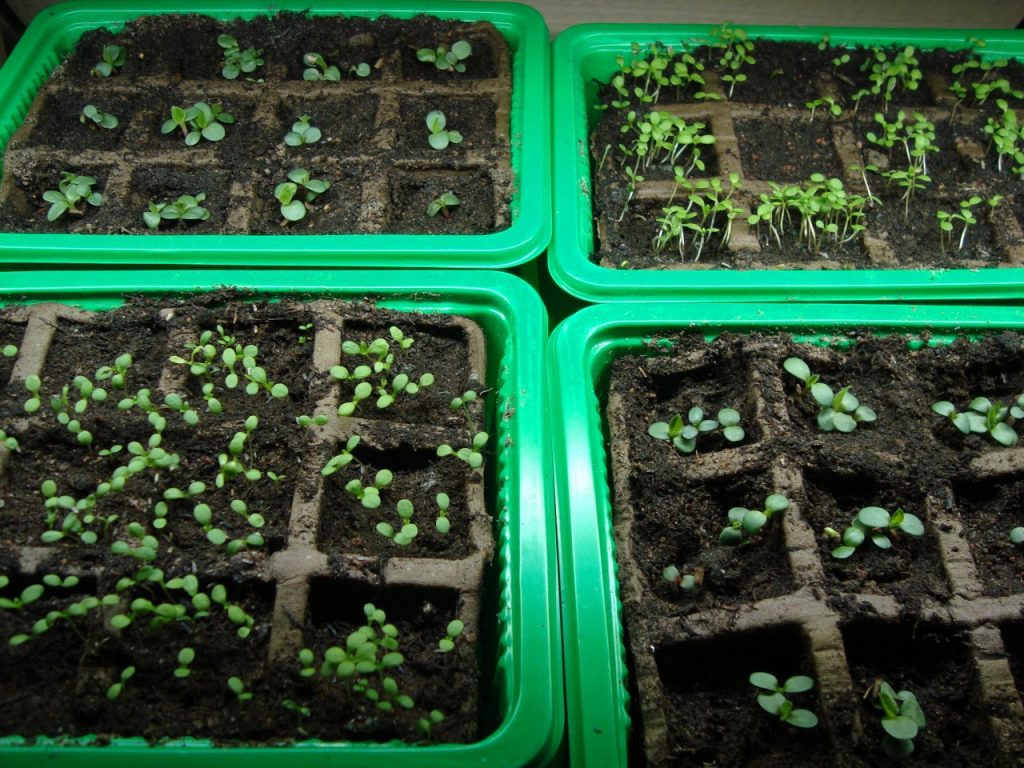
[647,406,744,454]
[0,429,17,452]
[418,709,445,736]
[302,52,340,81]
[43,172,103,222]
[2,344,15,357]
[351,62,371,77]
[284,114,322,146]
[437,432,488,468]
[281,698,311,718]
[805,96,841,121]
[297,413,329,428]
[416,40,472,72]
[427,191,461,218]
[80,104,119,130]
[825,506,925,559]
[662,564,703,592]
[435,492,451,534]
[784,357,876,432]
[321,435,360,476]
[869,679,926,758]
[175,647,195,678]
[450,390,477,410]
[144,193,210,230]
[218,34,263,80]
[297,322,314,344]
[376,498,418,545]
[426,110,463,150]
[749,672,818,728]
[106,665,135,700]
[91,45,126,77]
[228,675,253,703]
[931,396,1020,446]
[299,648,316,677]
[438,619,464,652]
[24,375,42,413]
[720,494,788,546]
[1010,527,1024,546]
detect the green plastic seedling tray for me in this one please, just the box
[548,301,1024,767]
[0,0,550,268]
[551,24,1024,302]
[0,269,560,767]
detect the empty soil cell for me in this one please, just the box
[0,13,513,235]
[0,294,494,744]
[606,332,1024,766]
[589,38,1024,270]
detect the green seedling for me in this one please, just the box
[174,647,195,678]
[91,45,126,77]
[43,172,103,222]
[2,344,15,357]
[931,395,1021,446]
[418,709,445,737]
[345,469,393,510]
[434,492,451,534]
[1010,527,1024,546]
[321,435,361,476]
[784,357,876,432]
[852,45,922,113]
[161,102,235,145]
[647,406,744,454]
[275,167,330,223]
[0,428,17,452]
[284,114,321,146]
[438,619,464,652]
[706,22,755,98]
[653,174,742,262]
[106,665,136,700]
[749,672,818,728]
[302,52,340,81]
[869,679,926,758]
[218,34,263,80]
[437,432,488,468]
[95,352,133,389]
[297,323,314,344]
[747,174,869,253]
[417,40,472,72]
[983,100,1024,176]
[143,193,210,230]
[0,582,44,611]
[824,506,925,559]
[427,191,460,218]
[805,96,841,121]
[426,110,462,150]
[228,676,253,703]
[719,494,789,546]
[281,698,311,720]
[298,648,316,677]
[377,498,417,545]
[80,104,118,130]
[661,564,704,592]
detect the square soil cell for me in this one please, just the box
[953,477,1024,597]
[386,168,498,234]
[247,161,362,234]
[17,88,141,152]
[274,95,380,155]
[0,159,112,233]
[841,621,993,766]
[802,469,949,601]
[396,96,498,153]
[135,95,261,154]
[649,624,829,768]
[734,117,842,182]
[122,166,237,234]
[627,469,795,608]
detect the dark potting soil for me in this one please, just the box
[590,37,1024,270]
[607,332,1024,767]
[0,13,511,235]
[0,293,491,745]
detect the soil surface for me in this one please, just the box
[0,294,493,745]
[0,13,512,235]
[607,332,1024,766]
[590,37,1024,269]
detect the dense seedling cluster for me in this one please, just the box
[784,357,876,433]
[824,506,925,559]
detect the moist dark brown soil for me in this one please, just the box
[590,38,1024,270]
[0,13,512,235]
[0,293,492,745]
[607,332,1024,767]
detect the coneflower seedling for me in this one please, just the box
[784,357,876,433]
[868,679,925,759]
[275,167,330,223]
[43,172,103,221]
[749,672,818,728]
[161,102,235,145]
[284,114,321,146]
[23,374,42,413]
[281,698,311,721]
[931,395,1021,446]
[144,194,210,230]
[298,648,316,677]
[91,45,126,77]
[437,432,488,468]
[805,96,841,121]
[647,406,745,454]
[2,344,15,357]
[0,583,44,611]
[417,709,445,737]
[302,52,340,81]
[80,104,118,129]
[438,619,464,652]
[0,429,18,452]
[175,647,195,678]
[218,34,263,80]
[719,494,789,546]
[824,506,925,559]
[416,40,472,72]
[427,191,460,218]
[106,666,136,700]
[426,110,463,150]
[95,352,133,389]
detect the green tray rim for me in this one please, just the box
[548,301,1024,767]
[0,0,551,269]
[0,269,562,767]
[550,22,1024,302]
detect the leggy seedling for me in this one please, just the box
[749,672,818,728]
[936,195,1003,252]
[719,494,788,546]
[784,357,876,433]
[824,506,925,559]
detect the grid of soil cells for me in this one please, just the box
[607,332,1024,767]
[590,37,1024,269]
[0,295,495,744]
[0,13,513,235]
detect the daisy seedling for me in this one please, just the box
[852,46,922,113]
[377,498,418,545]
[805,96,841,121]
[868,679,926,759]
[437,432,488,468]
[23,375,41,413]
[91,45,126,77]
[931,395,1022,446]
[719,493,789,546]
[438,619,464,652]
[162,102,235,145]
[749,672,818,728]
[95,352,133,389]
[302,52,340,81]
[275,167,330,223]
[321,435,361,476]
[43,172,103,222]
[174,647,196,678]
[824,506,925,559]
[106,666,136,700]
[707,22,755,99]
[426,110,463,150]
[427,191,460,219]
[0,429,17,452]
[284,114,321,146]
[143,193,210,230]
[218,34,264,80]
[662,564,704,592]
[345,469,393,510]
[434,492,451,534]
[417,40,472,73]
[227,676,253,703]
[80,104,118,130]
[784,357,876,433]
[647,406,745,454]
